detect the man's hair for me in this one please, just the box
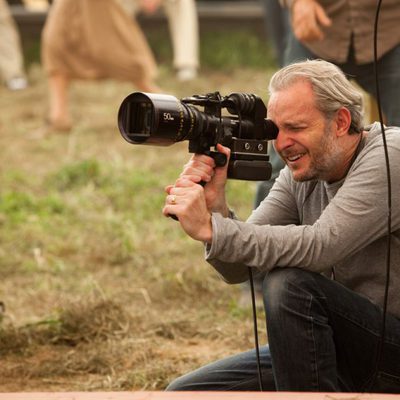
[268,59,364,134]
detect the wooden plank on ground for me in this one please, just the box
[0,392,399,400]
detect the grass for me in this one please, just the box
[0,35,276,391]
[24,29,276,71]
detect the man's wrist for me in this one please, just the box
[211,197,230,217]
[202,213,213,244]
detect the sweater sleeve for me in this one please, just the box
[205,167,301,283]
[205,130,400,284]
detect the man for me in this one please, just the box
[163,60,400,392]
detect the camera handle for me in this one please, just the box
[168,149,227,221]
[203,149,227,168]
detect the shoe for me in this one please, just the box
[6,77,28,91]
[176,67,197,81]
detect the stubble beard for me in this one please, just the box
[294,123,344,182]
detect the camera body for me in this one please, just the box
[118,91,278,181]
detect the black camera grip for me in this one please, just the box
[204,150,227,168]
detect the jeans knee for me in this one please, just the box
[262,268,317,315]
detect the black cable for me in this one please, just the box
[366,0,392,391]
[248,267,264,391]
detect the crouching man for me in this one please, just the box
[163,60,400,392]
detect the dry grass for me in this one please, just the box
[0,63,274,392]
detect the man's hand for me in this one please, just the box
[162,144,231,243]
[291,0,331,42]
[174,144,230,216]
[163,179,213,243]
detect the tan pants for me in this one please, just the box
[0,0,25,82]
[118,0,199,70]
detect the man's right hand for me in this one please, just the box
[166,144,231,217]
[291,0,332,43]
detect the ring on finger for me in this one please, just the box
[170,195,177,204]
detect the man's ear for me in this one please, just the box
[335,107,352,137]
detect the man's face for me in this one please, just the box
[268,79,342,182]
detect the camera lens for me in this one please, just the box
[118,92,196,146]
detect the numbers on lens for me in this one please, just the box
[163,112,175,121]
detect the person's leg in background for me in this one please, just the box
[162,0,199,81]
[260,0,289,68]
[46,72,71,131]
[0,0,28,90]
[341,44,400,127]
[40,0,72,131]
[283,26,317,65]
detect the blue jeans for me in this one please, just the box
[260,0,289,67]
[167,269,400,392]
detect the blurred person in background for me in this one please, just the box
[281,0,400,128]
[41,0,160,133]
[0,0,28,90]
[260,0,289,68]
[118,0,199,81]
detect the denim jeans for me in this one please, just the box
[167,268,400,392]
[260,0,290,68]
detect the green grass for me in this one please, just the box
[200,31,275,70]
[25,29,275,71]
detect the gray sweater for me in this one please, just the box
[206,123,400,318]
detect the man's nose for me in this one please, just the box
[274,130,294,152]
